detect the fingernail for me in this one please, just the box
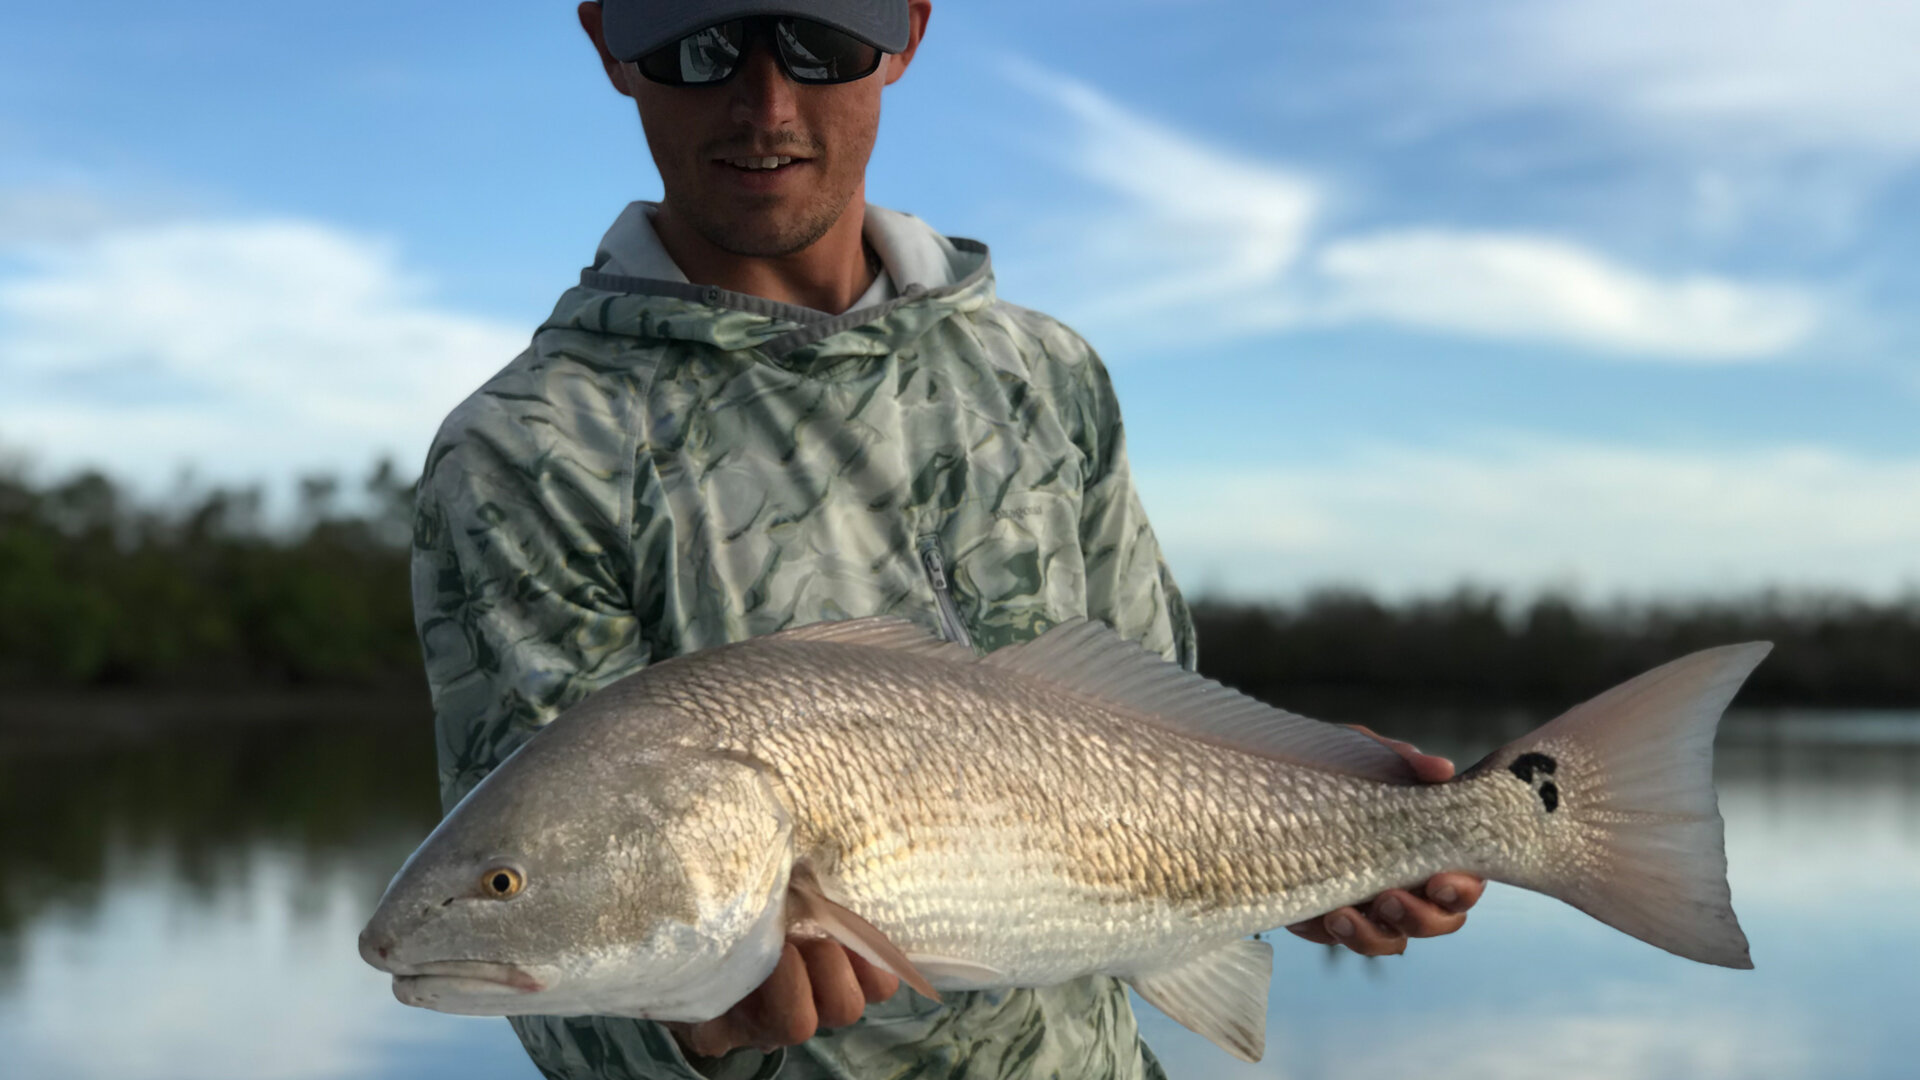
[1329,915,1354,938]
[1432,885,1459,908]
[1377,896,1404,923]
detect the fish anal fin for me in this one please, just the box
[1127,937,1273,1063]
[785,865,941,1002]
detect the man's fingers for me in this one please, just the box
[671,942,899,1060]
[739,942,817,1049]
[1287,905,1406,956]
[681,1015,747,1060]
[1424,872,1485,914]
[844,948,902,1003]
[1284,919,1337,946]
[1370,889,1465,939]
[796,938,866,1030]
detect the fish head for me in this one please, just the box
[359,739,793,1022]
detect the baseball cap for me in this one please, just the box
[601,0,911,63]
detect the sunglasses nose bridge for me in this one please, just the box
[726,33,802,125]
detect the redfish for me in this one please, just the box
[361,617,1763,1062]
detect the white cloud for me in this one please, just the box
[0,216,526,491]
[1314,230,1818,360]
[1138,440,1920,600]
[1415,0,1920,156]
[1007,72,1821,360]
[0,186,132,249]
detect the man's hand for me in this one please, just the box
[668,939,900,1059]
[1285,726,1486,956]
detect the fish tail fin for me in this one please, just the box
[1473,642,1769,969]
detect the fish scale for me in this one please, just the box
[362,615,1765,1063]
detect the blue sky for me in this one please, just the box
[3,0,1918,600]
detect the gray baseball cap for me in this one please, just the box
[601,0,910,63]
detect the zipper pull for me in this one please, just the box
[921,545,949,590]
[917,537,974,651]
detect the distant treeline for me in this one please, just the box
[0,465,419,689]
[2,466,1916,704]
[1191,591,1920,709]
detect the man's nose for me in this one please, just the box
[728,41,799,130]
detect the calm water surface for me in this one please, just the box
[3,699,1915,1079]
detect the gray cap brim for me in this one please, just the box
[602,0,909,63]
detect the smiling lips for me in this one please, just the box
[710,153,813,192]
[724,155,800,170]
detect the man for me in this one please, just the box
[411,2,1483,1077]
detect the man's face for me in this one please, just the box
[583,4,929,259]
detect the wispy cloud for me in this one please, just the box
[1008,69,1823,361]
[0,186,135,250]
[1314,230,1818,360]
[1138,440,1920,599]
[0,213,524,489]
[1010,62,1319,325]
[1411,0,1920,156]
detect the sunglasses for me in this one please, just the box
[634,17,885,87]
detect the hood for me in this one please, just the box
[542,203,996,373]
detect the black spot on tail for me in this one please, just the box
[1508,752,1558,783]
[1509,752,1561,813]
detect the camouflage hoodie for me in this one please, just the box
[412,206,1196,1080]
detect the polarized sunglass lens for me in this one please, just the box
[640,21,744,84]
[775,19,880,83]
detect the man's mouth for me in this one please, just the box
[722,155,801,171]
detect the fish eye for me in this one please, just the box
[480,866,525,899]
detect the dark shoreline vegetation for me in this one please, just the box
[2,465,1916,707]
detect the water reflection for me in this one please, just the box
[3,702,1914,1079]
[0,699,530,1080]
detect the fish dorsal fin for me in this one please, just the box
[1128,937,1274,1062]
[984,619,1419,784]
[786,864,941,1001]
[775,616,974,663]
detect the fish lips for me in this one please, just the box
[385,960,551,1011]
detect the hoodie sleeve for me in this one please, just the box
[412,378,652,809]
[1068,340,1199,672]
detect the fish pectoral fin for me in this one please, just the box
[905,954,1008,990]
[1126,937,1273,1063]
[786,866,941,1002]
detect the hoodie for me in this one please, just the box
[412,204,1193,1080]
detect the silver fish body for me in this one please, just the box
[362,617,1764,1062]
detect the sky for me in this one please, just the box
[3,0,1918,601]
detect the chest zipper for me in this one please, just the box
[917,537,975,651]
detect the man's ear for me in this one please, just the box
[882,1,933,86]
[578,1,638,99]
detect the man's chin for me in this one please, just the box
[679,193,850,260]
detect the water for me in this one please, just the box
[3,698,1914,1079]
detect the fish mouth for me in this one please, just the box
[389,960,547,994]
